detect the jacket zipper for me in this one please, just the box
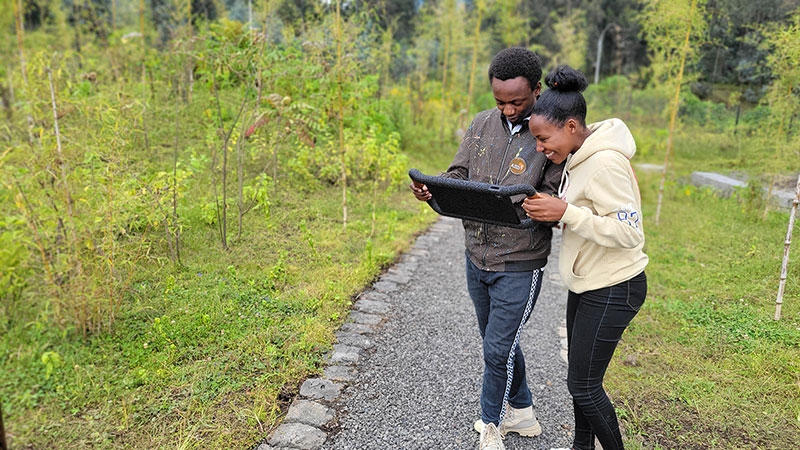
[482,131,515,267]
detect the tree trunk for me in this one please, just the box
[13,0,33,142]
[465,1,483,122]
[1,82,11,120]
[654,0,698,226]
[775,172,800,320]
[438,19,451,147]
[336,0,347,231]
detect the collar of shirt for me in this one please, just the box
[505,115,531,136]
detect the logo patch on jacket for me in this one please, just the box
[509,157,526,175]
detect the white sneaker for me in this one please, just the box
[473,404,543,437]
[479,422,506,450]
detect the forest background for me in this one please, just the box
[1,0,799,448]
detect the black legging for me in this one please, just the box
[566,271,647,450]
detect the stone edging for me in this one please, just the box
[256,218,457,450]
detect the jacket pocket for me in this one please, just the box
[529,228,535,251]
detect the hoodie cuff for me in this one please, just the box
[560,203,588,226]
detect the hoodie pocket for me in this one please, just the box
[570,244,607,279]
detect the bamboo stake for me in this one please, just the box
[139,0,150,152]
[336,0,347,231]
[6,63,14,107]
[172,79,182,264]
[47,68,86,336]
[654,0,698,226]
[139,0,145,42]
[465,0,484,121]
[12,0,33,142]
[256,0,272,105]
[775,172,800,320]
[186,0,193,102]
[12,0,27,86]
[236,92,254,240]
[106,164,115,330]
[222,120,229,249]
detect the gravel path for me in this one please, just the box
[321,217,574,450]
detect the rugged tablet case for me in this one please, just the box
[408,169,538,229]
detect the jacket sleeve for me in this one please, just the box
[438,117,477,180]
[530,159,566,227]
[559,163,644,249]
[538,159,566,197]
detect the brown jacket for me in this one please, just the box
[441,108,565,272]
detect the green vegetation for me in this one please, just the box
[1,1,799,449]
[610,173,800,450]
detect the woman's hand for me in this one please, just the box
[522,193,568,222]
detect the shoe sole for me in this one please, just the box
[474,420,543,437]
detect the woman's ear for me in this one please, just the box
[566,118,579,135]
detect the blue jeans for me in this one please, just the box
[567,271,647,450]
[466,256,544,426]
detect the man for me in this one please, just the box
[410,47,564,450]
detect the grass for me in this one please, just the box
[1,169,440,448]
[610,171,800,449]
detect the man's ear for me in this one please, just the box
[534,81,542,97]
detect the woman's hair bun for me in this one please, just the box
[544,65,588,93]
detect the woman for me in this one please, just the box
[522,66,648,450]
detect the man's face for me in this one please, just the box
[491,76,540,125]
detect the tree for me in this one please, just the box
[355,0,417,42]
[549,9,589,71]
[639,0,707,226]
[492,0,528,48]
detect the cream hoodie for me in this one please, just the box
[558,118,648,293]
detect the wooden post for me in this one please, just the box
[775,172,800,320]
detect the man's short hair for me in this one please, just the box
[488,47,542,91]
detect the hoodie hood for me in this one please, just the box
[567,118,636,171]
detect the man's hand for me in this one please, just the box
[522,193,567,222]
[410,181,432,201]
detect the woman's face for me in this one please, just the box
[528,115,580,164]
